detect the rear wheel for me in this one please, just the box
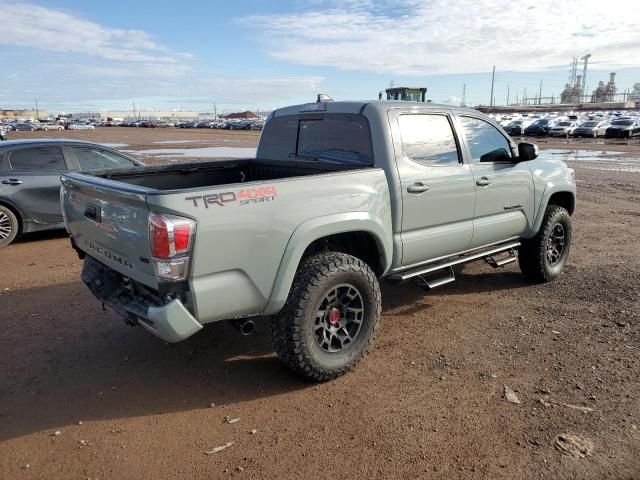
[0,205,19,247]
[518,205,571,282]
[272,252,381,381]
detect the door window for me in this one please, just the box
[9,147,66,171]
[460,117,512,162]
[397,114,460,166]
[71,147,137,170]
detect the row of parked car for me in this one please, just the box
[1,120,95,132]
[495,112,640,139]
[1,117,266,133]
[102,118,265,130]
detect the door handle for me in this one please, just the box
[476,177,492,187]
[407,182,430,194]
[1,179,23,185]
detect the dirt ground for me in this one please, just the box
[1,128,639,480]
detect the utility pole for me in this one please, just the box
[35,98,39,119]
[213,101,217,119]
[524,88,527,105]
[132,100,136,118]
[506,85,510,106]
[490,66,496,106]
[538,80,543,105]
[462,84,466,107]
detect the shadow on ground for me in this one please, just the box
[0,264,530,441]
[0,282,304,442]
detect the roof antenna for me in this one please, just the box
[316,94,334,103]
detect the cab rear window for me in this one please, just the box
[259,113,373,166]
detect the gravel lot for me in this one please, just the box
[0,128,639,479]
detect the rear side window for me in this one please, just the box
[72,147,136,170]
[258,113,373,166]
[9,146,66,171]
[460,117,512,162]
[397,114,460,165]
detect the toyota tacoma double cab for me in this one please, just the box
[61,99,576,381]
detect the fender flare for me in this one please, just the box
[530,181,576,234]
[262,212,392,315]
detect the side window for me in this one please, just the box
[72,147,136,170]
[9,147,67,171]
[460,117,512,162]
[397,114,460,166]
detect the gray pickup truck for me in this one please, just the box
[61,100,576,381]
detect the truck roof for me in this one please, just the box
[272,100,480,117]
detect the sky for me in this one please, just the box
[1,0,639,114]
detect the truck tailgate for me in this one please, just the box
[61,172,158,288]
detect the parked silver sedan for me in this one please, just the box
[572,120,609,138]
[548,121,577,137]
[67,122,95,130]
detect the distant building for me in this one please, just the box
[591,73,617,103]
[67,112,101,120]
[560,75,583,104]
[224,111,258,119]
[630,83,640,105]
[103,110,200,120]
[0,108,48,119]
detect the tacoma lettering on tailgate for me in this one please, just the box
[185,186,277,208]
[84,239,134,269]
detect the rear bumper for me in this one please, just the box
[81,256,202,342]
[142,299,203,343]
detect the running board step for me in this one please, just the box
[484,248,517,268]
[415,266,456,290]
[388,241,521,283]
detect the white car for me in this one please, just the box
[39,123,64,131]
[548,121,577,137]
[68,123,95,130]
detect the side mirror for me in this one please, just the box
[518,142,538,161]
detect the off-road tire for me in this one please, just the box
[0,205,19,247]
[272,252,381,382]
[518,205,571,282]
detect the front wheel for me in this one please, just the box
[518,205,571,282]
[272,252,381,381]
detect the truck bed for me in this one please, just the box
[96,158,363,191]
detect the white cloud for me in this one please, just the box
[0,3,325,111]
[244,0,640,75]
[0,3,188,64]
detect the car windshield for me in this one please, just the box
[612,120,634,126]
[557,122,572,126]
[581,122,598,127]
[534,119,550,125]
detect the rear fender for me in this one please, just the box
[263,212,392,315]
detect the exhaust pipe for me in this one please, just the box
[230,319,256,336]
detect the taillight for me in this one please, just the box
[149,212,195,282]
